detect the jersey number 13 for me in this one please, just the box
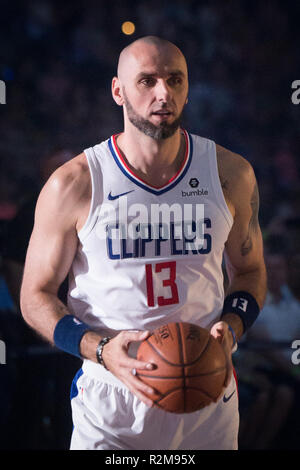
[145,261,179,307]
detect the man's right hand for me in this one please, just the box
[80,329,156,407]
[102,330,156,407]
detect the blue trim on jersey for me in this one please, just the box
[108,132,193,195]
[70,367,83,400]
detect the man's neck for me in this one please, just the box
[115,127,185,187]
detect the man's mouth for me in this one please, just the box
[152,110,173,116]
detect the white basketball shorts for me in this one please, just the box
[69,359,239,450]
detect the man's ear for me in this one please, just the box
[111,77,124,106]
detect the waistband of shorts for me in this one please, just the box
[81,338,140,387]
[82,359,129,388]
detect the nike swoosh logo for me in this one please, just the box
[223,390,236,403]
[108,190,134,200]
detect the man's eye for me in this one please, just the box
[169,77,182,86]
[141,78,155,86]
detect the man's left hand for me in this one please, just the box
[210,321,234,400]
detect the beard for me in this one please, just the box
[122,89,184,140]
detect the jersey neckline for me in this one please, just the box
[108,129,193,195]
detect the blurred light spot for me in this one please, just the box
[122,21,135,35]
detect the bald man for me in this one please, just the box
[20,36,266,450]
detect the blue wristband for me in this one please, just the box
[53,315,93,358]
[221,291,260,332]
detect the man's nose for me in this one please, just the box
[155,80,171,102]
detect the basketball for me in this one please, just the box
[136,322,227,413]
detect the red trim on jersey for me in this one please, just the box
[233,367,239,399]
[111,129,189,190]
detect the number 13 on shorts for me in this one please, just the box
[145,261,179,307]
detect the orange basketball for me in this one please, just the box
[136,322,227,413]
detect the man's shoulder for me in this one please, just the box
[216,143,252,174]
[210,142,257,210]
[39,152,91,210]
[215,143,255,190]
[55,151,89,175]
[50,152,90,191]
[189,132,252,174]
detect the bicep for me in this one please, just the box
[224,167,264,277]
[22,178,79,296]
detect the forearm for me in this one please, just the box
[222,264,267,340]
[226,264,267,309]
[21,289,71,343]
[20,290,102,360]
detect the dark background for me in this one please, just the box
[0,0,299,450]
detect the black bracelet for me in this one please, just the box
[221,291,260,332]
[96,337,111,369]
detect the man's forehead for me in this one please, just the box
[118,40,187,80]
[135,68,186,80]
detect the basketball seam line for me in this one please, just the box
[144,334,212,367]
[176,323,186,412]
[153,385,216,404]
[136,366,227,379]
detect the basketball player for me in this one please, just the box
[20,36,267,450]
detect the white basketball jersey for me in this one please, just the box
[67,129,233,337]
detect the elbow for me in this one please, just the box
[20,282,36,328]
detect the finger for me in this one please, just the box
[121,356,156,371]
[128,374,156,396]
[210,328,224,342]
[123,376,155,407]
[122,330,152,346]
[131,389,154,408]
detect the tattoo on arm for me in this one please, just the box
[241,181,259,256]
